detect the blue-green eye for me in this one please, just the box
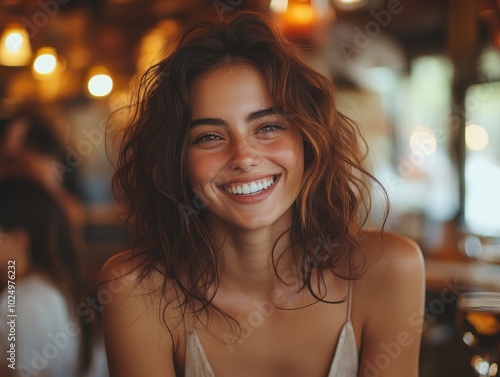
[192,132,222,144]
[258,123,286,133]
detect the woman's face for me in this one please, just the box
[186,65,304,231]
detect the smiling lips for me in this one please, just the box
[222,175,278,196]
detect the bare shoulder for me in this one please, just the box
[98,249,179,327]
[359,230,424,280]
[99,249,147,288]
[354,230,426,323]
[98,249,165,328]
[355,231,426,376]
[99,250,178,377]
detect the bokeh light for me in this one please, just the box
[466,123,489,151]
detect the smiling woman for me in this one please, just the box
[99,11,425,377]
[187,65,304,230]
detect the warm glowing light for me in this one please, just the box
[490,363,498,376]
[88,71,113,97]
[466,123,489,151]
[108,90,133,127]
[270,0,288,13]
[108,90,128,111]
[0,24,32,66]
[462,331,475,347]
[333,0,365,10]
[284,3,316,25]
[137,20,181,72]
[477,361,490,376]
[410,130,437,155]
[6,32,23,52]
[33,48,57,75]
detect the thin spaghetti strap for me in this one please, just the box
[346,279,353,321]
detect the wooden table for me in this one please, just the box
[425,258,500,292]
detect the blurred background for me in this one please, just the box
[0,0,499,375]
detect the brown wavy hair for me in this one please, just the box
[112,12,387,317]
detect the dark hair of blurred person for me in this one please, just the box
[0,109,85,228]
[0,177,104,377]
[0,109,65,161]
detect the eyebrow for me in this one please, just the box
[190,107,278,128]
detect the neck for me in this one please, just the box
[208,213,301,299]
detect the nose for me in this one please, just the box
[228,138,260,171]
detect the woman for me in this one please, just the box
[100,12,425,377]
[0,177,107,377]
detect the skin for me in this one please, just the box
[0,229,31,290]
[100,65,425,377]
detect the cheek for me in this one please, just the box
[187,152,219,188]
[268,137,304,171]
[186,153,203,187]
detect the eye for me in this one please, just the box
[191,132,223,145]
[257,123,286,134]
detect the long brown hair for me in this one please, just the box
[0,177,95,375]
[112,12,387,318]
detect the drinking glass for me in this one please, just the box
[456,292,500,377]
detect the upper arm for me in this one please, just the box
[99,251,176,377]
[358,233,425,377]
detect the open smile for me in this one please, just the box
[221,175,279,196]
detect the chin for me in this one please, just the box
[224,209,293,232]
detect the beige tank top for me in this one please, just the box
[184,282,358,376]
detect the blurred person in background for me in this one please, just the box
[0,108,85,229]
[0,177,108,377]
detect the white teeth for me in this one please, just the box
[224,176,277,196]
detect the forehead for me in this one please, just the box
[189,65,273,118]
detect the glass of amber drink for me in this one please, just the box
[456,292,500,377]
